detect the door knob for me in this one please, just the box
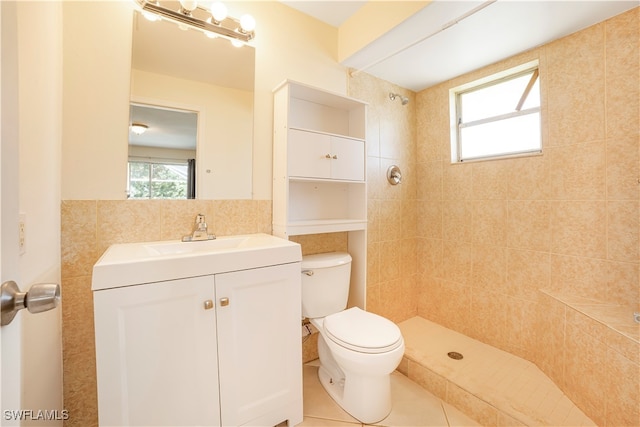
[219,297,229,307]
[1,281,60,326]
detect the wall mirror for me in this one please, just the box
[130,5,255,199]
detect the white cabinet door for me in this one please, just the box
[215,263,302,427]
[288,129,364,181]
[288,129,331,179]
[93,276,219,427]
[331,136,364,181]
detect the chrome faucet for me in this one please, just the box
[182,214,216,242]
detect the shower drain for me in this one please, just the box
[447,351,464,360]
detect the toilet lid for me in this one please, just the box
[323,307,403,354]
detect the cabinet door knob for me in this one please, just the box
[332,155,338,159]
[220,297,230,307]
[204,300,214,310]
[325,154,331,159]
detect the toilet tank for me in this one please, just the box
[301,252,352,319]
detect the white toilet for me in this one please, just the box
[301,252,405,424]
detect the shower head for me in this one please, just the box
[389,92,409,105]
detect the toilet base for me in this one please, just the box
[316,335,393,424]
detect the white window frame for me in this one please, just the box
[449,60,541,163]
[127,157,190,200]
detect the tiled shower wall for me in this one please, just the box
[348,75,418,324]
[415,8,639,426]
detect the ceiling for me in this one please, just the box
[129,104,197,150]
[283,0,638,92]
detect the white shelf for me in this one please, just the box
[272,80,368,308]
[274,219,367,237]
[288,126,365,143]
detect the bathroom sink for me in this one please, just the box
[145,236,250,255]
[92,233,301,291]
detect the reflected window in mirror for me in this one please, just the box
[128,103,197,199]
[127,159,195,199]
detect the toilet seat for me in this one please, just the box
[323,307,403,354]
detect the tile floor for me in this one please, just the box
[298,360,481,426]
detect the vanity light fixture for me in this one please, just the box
[133,0,256,45]
[130,123,149,135]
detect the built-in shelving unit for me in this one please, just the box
[272,80,367,308]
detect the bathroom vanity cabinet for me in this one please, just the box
[272,80,367,309]
[92,236,302,427]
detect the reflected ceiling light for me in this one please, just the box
[130,123,149,135]
[133,0,255,45]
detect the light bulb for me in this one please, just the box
[239,14,255,32]
[231,39,244,48]
[210,1,227,22]
[142,11,159,22]
[179,0,198,12]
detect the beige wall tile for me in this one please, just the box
[605,8,639,139]
[406,359,447,401]
[442,200,472,242]
[563,323,608,425]
[417,200,443,239]
[605,348,640,427]
[471,161,508,200]
[607,200,639,262]
[159,199,214,240]
[549,254,609,301]
[471,244,506,290]
[506,155,550,201]
[213,199,260,236]
[446,383,498,427]
[606,136,640,201]
[61,200,98,279]
[471,200,507,247]
[96,200,163,253]
[441,241,473,286]
[417,238,442,279]
[547,141,606,200]
[416,160,442,201]
[550,201,607,259]
[506,200,551,252]
[545,23,606,146]
[505,249,551,301]
[443,164,473,201]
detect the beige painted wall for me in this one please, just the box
[61,1,132,200]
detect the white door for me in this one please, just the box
[2,3,64,425]
[1,1,24,420]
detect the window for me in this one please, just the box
[127,159,194,199]
[451,62,541,162]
